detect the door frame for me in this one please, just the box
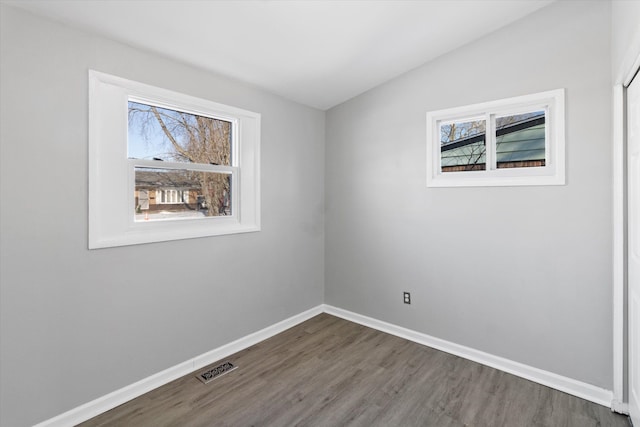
[612,50,640,414]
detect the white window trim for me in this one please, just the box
[426,89,565,187]
[89,70,260,249]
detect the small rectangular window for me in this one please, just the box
[426,89,564,187]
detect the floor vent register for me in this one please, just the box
[196,361,237,384]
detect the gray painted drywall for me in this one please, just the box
[325,0,613,390]
[612,0,640,83]
[0,5,324,427]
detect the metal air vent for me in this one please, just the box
[196,361,237,384]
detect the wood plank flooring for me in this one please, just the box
[78,314,630,427]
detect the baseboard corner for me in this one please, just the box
[611,399,629,415]
[322,304,615,409]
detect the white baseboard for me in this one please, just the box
[611,399,630,415]
[323,304,614,408]
[35,303,617,426]
[33,305,324,427]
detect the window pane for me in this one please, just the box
[440,119,486,172]
[128,101,232,166]
[134,167,232,221]
[495,110,545,169]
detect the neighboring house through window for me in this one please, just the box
[426,89,565,187]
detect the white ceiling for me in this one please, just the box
[5,0,554,110]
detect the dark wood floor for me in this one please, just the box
[78,314,630,427]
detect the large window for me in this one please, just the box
[426,89,565,187]
[89,71,260,248]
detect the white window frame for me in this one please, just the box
[89,70,260,248]
[426,89,565,187]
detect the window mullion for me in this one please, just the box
[131,158,234,174]
[544,105,552,167]
[485,113,496,171]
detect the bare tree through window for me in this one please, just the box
[128,101,233,219]
[440,118,486,171]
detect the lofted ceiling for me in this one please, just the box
[4,0,554,110]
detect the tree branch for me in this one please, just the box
[150,106,194,162]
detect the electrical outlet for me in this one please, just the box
[403,292,411,304]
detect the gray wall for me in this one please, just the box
[0,5,325,427]
[325,0,613,391]
[612,0,640,82]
